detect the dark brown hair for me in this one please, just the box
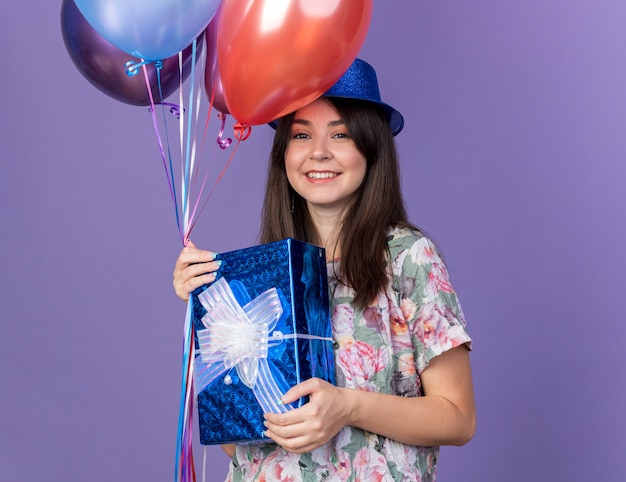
[260,97,417,309]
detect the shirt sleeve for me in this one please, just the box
[391,232,472,374]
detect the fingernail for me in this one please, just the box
[277,398,284,405]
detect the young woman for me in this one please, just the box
[173,59,475,481]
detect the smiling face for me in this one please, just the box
[284,98,367,216]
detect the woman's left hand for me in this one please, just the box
[263,378,353,454]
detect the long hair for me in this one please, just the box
[260,97,417,309]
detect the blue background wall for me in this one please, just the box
[1,1,625,480]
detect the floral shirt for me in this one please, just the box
[226,227,472,481]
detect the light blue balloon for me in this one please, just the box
[74,0,222,60]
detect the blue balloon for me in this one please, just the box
[74,0,222,60]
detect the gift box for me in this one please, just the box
[191,238,336,445]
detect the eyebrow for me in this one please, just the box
[291,118,345,127]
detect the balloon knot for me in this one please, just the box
[233,123,252,141]
[125,59,163,77]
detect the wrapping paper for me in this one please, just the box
[191,238,335,444]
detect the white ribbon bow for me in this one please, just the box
[196,277,284,389]
[193,277,290,415]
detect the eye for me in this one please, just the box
[332,132,350,139]
[292,132,310,140]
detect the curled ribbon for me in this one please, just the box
[148,102,183,119]
[216,112,232,150]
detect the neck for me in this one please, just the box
[306,204,343,261]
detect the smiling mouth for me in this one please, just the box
[306,172,338,179]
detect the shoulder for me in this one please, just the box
[387,225,425,249]
[387,226,438,267]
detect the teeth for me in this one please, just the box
[307,172,337,179]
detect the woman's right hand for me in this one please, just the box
[172,240,221,301]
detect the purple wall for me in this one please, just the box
[2,1,625,480]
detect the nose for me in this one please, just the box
[310,136,331,161]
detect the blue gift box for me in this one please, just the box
[191,238,335,445]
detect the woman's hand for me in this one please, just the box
[172,240,220,301]
[263,378,354,454]
[264,346,475,452]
